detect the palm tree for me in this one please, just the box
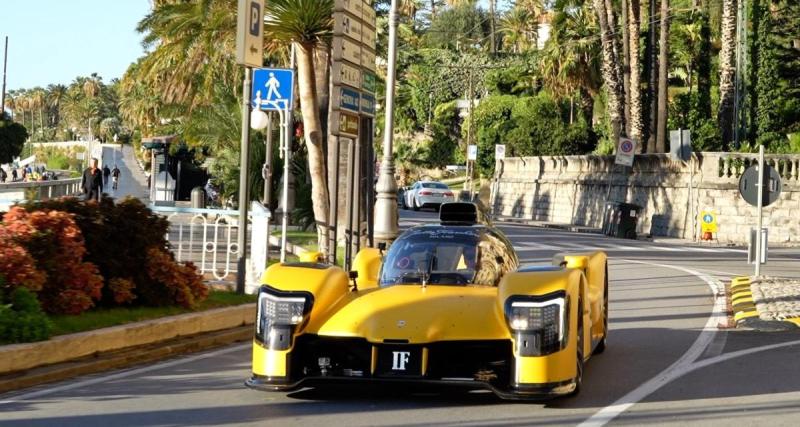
[83,74,102,99]
[628,0,644,143]
[47,84,67,127]
[593,0,626,139]
[265,0,334,256]
[718,0,737,149]
[655,0,669,152]
[500,7,537,53]
[540,3,601,123]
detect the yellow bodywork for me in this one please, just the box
[251,249,608,396]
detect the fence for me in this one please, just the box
[0,178,82,210]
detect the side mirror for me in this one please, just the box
[348,270,359,291]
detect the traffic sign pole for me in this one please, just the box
[236,67,252,294]
[755,145,764,276]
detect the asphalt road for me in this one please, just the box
[2,209,799,426]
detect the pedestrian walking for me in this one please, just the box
[11,168,17,182]
[111,165,121,190]
[81,158,104,201]
[0,168,6,183]
[103,165,111,187]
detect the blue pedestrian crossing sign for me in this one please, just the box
[252,68,294,111]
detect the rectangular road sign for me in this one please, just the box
[495,144,506,160]
[332,110,360,137]
[615,137,636,166]
[335,0,366,16]
[334,87,361,112]
[332,37,362,66]
[360,93,375,116]
[334,12,363,43]
[252,68,294,111]
[362,71,377,93]
[235,0,264,67]
[467,144,478,161]
[332,62,361,89]
[361,0,376,26]
[361,48,376,71]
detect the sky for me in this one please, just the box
[0,0,151,91]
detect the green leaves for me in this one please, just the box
[264,0,334,44]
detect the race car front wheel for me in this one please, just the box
[594,264,609,355]
[571,298,585,396]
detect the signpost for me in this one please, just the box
[235,0,264,68]
[615,137,636,167]
[234,0,264,293]
[699,210,718,234]
[738,145,783,275]
[330,0,377,268]
[251,67,295,263]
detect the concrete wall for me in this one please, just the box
[492,153,800,244]
[0,178,82,210]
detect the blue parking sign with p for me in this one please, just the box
[249,2,261,35]
[252,68,294,111]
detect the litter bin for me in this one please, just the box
[191,186,206,209]
[602,202,641,239]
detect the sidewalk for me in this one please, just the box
[106,144,149,202]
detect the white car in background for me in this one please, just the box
[402,181,455,211]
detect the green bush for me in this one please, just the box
[0,278,52,344]
[468,94,596,176]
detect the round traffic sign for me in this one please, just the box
[703,214,713,223]
[738,164,782,207]
[620,140,634,153]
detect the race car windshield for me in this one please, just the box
[379,229,478,286]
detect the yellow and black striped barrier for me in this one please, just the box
[731,276,800,331]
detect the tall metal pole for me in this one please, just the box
[263,114,273,205]
[754,144,764,276]
[373,0,400,244]
[280,44,296,263]
[1,36,7,117]
[236,67,252,294]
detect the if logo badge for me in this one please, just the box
[391,351,411,371]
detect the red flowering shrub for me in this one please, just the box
[0,235,45,292]
[0,207,103,314]
[108,277,136,305]
[143,247,207,309]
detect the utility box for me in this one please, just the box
[602,202,641,239]
[191,186,206,209]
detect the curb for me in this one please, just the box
[494,216,601,234]
[0,303,254,375]
[0,325,252,395]
[731,276,799,331]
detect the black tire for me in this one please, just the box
[401,194,408,210]
[594,264,609,354]
[412,196,420,211]
[571,298,585,396]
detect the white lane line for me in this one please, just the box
[0,343,249,405]
[642,245,682,252]
[579,260,727,427]
[514,242,554,250]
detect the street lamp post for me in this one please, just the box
[373,0,400,244]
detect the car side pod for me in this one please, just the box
[499,269,584,397]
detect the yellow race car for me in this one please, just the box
[246,203,608,400]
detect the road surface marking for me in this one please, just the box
[0,343,249,405]
[579,260,727,427]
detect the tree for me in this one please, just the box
[500,6,538,53]
[718,0,737,149]
[0,118,28,164]
[627,0,644,143]
[592,0,626,139]
[265,0,334,256]
[655,0,669,152]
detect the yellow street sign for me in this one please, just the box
[699,210,718,233]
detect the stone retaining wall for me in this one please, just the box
[492,152,800,244]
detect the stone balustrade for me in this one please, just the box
[493,152,800,244]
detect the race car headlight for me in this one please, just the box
[505,292,568,356]
[255,287,313,350]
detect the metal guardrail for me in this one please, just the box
[149,205,247,284]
